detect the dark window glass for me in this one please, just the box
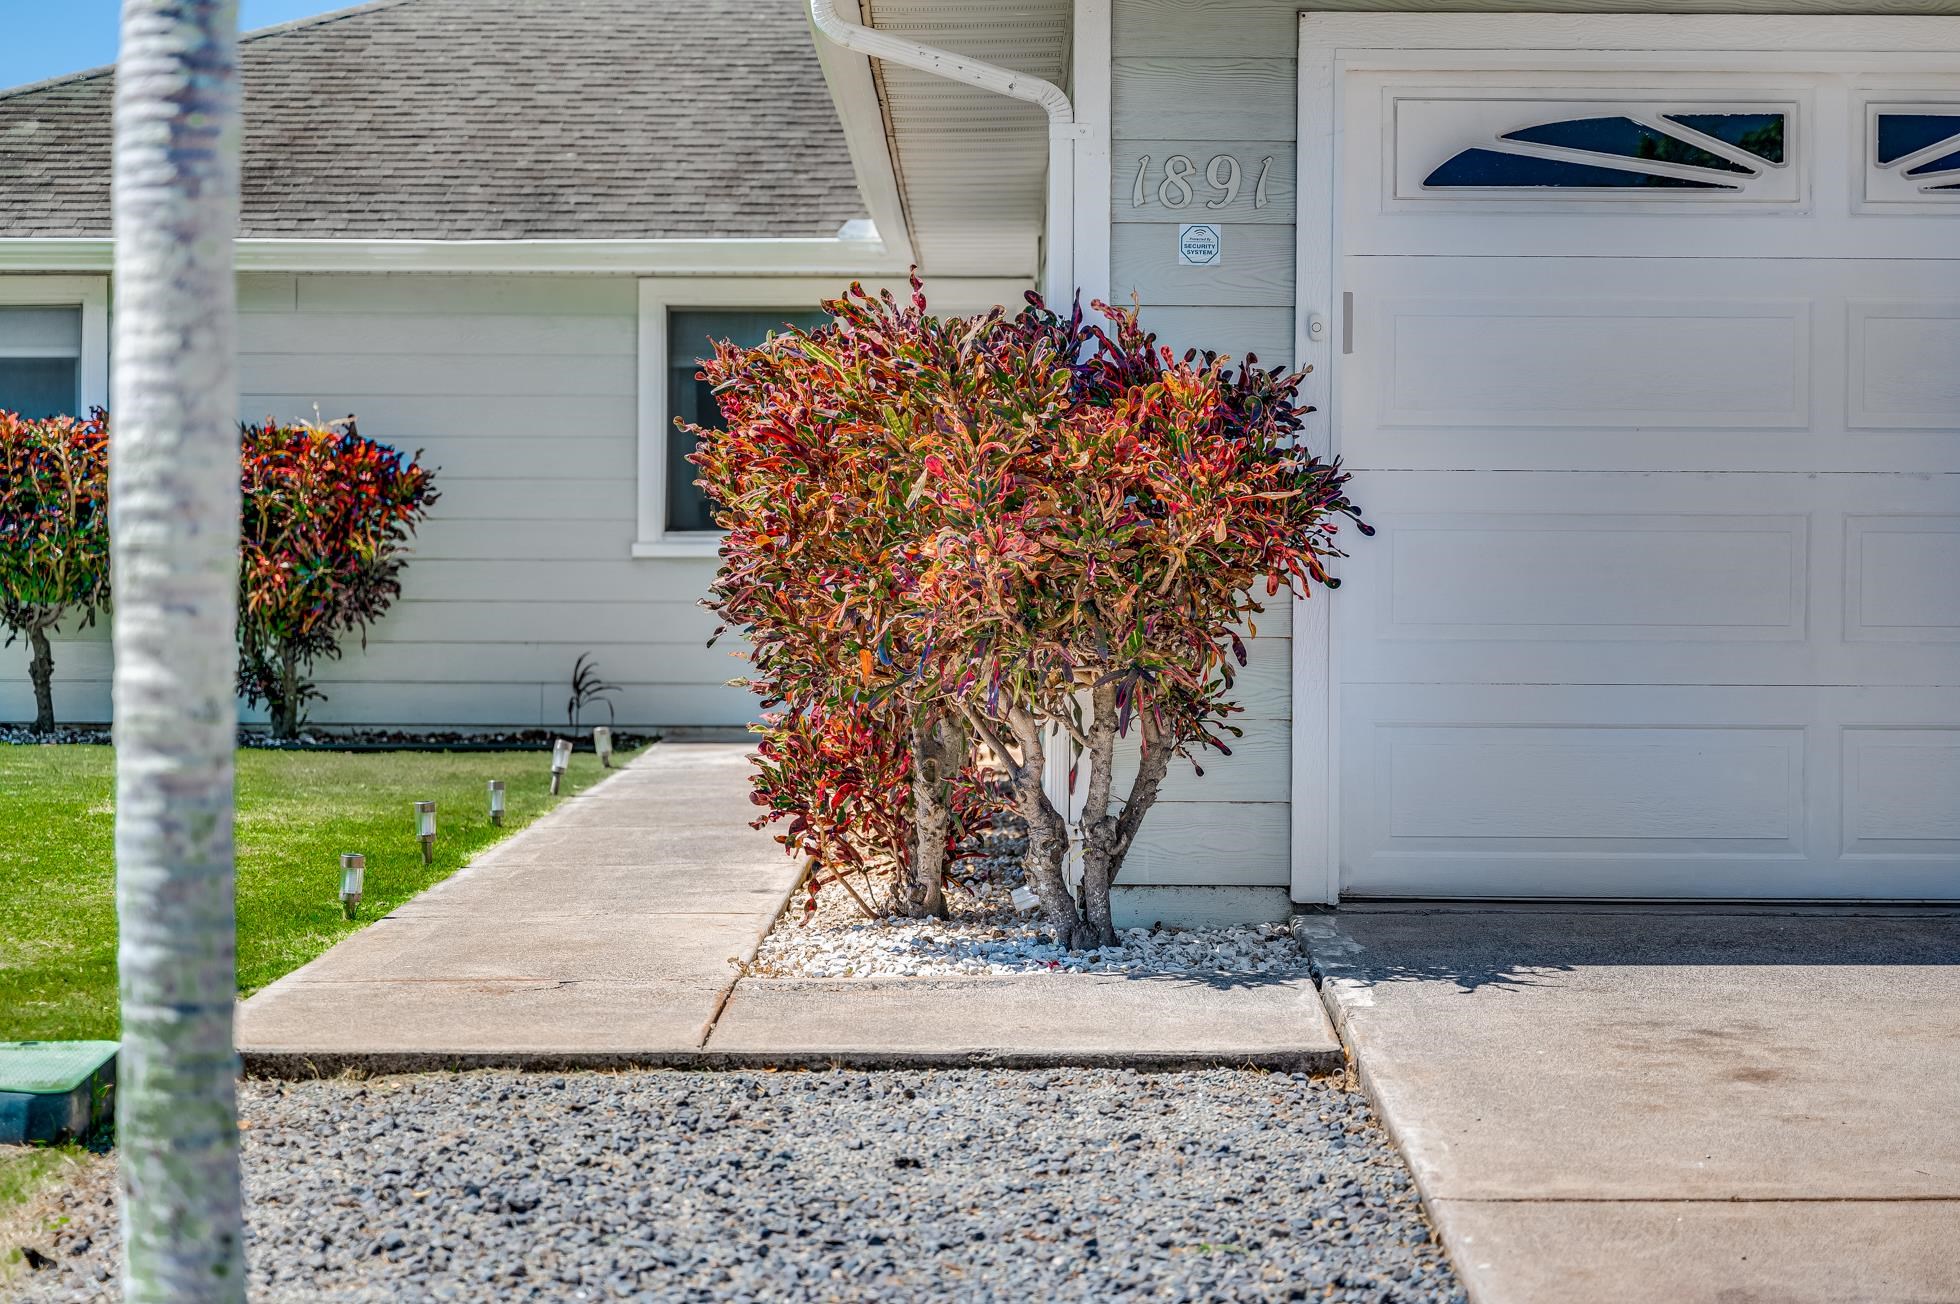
[1664,113,1786,165]
[1875,113,1960,166]
[0,357,80,418]
[1424,148,1735,190]
[0,305,82,417]
[1904,148,1960,177]
[667,308,828,534]
[1502,116,1751,174]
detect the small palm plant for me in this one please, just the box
[567,652,619,730]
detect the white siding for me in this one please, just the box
[5,272,754,729]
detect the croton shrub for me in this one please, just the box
[0,408,111,732]
[236,417,438,739]
[0,411,435,737]
[691,278,1367,947]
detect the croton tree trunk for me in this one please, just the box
[961,702,1092,948]
[25,618,56,733]
[270,648,302,740]
[898,712,966,918]
[110,1,247,1299]
[964,687,1177,951]
[1074,681,1173,950]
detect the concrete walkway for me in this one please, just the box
[708,973,1338,1069]
[238,742,1342,1073]
[1298,906,1960,1304]
[237,745,800,1070]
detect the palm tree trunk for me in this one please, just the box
[110,3,246,1299]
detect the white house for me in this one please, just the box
[800,0,1960,914]
[0,0,1025,732]
[5,0,1958,916]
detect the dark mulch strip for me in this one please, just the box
[0,726,660,753]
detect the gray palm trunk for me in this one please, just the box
[110,2,247,1299]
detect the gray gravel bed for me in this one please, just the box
[13,1068,1462,1303]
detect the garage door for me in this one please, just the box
[1311,19,1960,898]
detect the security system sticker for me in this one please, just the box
[1177,223,1222,266]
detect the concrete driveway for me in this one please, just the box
[1298,906,1960,1304]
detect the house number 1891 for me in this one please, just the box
[1131,153,1273,210]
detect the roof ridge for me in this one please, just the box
[238,0,422,46]
[0,0,422,103]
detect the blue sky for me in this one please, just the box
[0,2,353,92]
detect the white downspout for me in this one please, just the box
[807,0,1076,307]
[808,0,1088,871]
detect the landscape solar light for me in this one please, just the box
[593,725,614,769]
[415,800,437,864]
[550,738,573,795]
[488,779,505,826]
[339,853,366,919]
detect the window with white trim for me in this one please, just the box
[0,307,84,417]
[664,308,827,534]
[0,279,109,419]
[634,279,840,558]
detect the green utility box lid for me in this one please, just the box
[0,1041,118,1145]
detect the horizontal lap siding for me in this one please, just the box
[238,275,737,728]
[1111,3,1301,887]
[9,272,755,730]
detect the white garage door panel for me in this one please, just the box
[1852,302,1960,430]
[1338,472,1960,687]
[1340,685,1960,899]
[1373,293,1805,432]
[1343,258,1960,474]
[1313,25,1960,900]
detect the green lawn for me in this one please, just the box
[0,744,634,1041]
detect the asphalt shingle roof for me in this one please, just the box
[0,0,866,240]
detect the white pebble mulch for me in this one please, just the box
[749,871,1312,980]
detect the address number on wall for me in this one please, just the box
[1131,153,1274,210]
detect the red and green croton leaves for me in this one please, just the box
[689,278,1367,884]
[0,408,111,634]
[236,417,438,731]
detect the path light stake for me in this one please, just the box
[488,779,505,826]
[339,854,366,919]
[550,738,573,795]
[414,800,437,864]
[593,725,613,769]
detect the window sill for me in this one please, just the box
[631,536,723,559]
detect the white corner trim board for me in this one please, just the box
[0,237,908,276]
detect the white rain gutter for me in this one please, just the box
[807,0,1077,306]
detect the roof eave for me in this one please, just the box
[808,9,917,270]
[0,236,911,276]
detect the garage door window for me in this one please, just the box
[1423,110,1788,193]
[1871,110,1960,194]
